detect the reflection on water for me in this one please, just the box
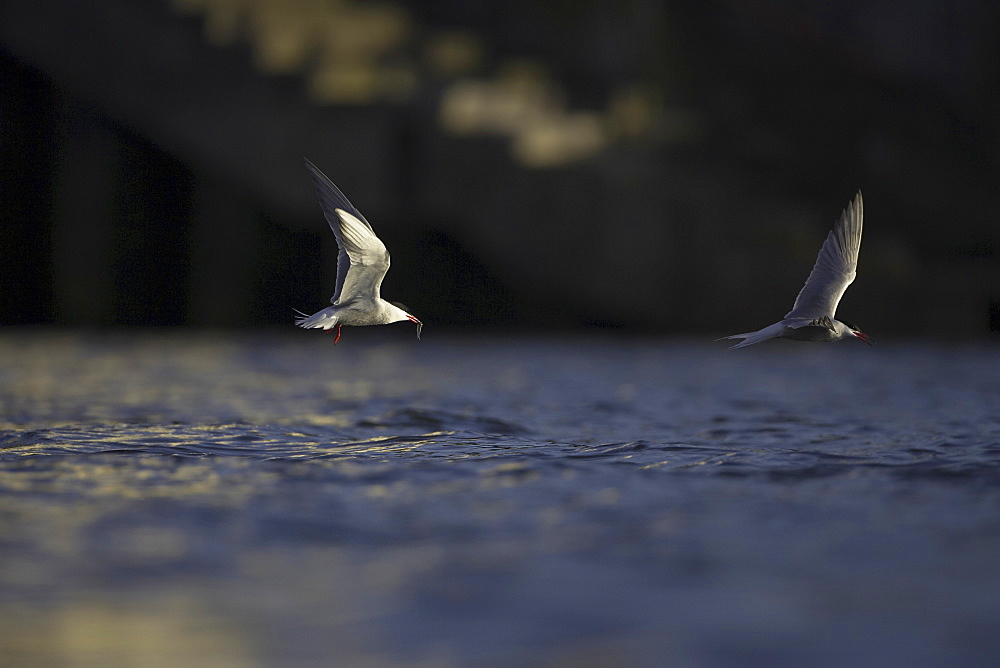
[1,330,999,666]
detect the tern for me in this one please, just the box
[719,191,872,349]
[295,159,422,343]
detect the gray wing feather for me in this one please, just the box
[784,191,863,320]
[303,158,389,304]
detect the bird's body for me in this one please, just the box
[295,159,421,343]
[294,299,413,330]
[720,192,872,349]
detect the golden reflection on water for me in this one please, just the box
[0,332,436,428]
[0,331,638,665]
[0,596,259,668]
[0,543,458,667]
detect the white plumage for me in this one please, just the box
[720,192,872,349]
[295,159,422,343]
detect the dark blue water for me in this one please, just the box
[1,330,999,666]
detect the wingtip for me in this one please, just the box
[838,190,863,229]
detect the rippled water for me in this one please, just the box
[1,330,999,666]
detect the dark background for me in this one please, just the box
[2,0,998,337]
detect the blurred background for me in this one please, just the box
[1,0,998,338]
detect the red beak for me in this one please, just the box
[853,331,874,346]
[406,315,423,340]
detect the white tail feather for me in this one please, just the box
[717,323,785,349]
[294,308,338,330]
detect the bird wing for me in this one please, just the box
[304,158,390,305]
[333,208,390,305]
[784,191,863,320]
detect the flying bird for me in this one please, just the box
[295,159,422,343]
[719,191,872,349]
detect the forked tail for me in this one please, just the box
[293,308,338,330]
[716,323,784,349]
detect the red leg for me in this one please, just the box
[333,324,342,344]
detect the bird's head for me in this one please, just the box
[841,319,873,345]
[390,301,423,340]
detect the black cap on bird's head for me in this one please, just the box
[391,301,423,340]
[840,319,873,345]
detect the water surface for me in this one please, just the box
[1,330,998,666]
